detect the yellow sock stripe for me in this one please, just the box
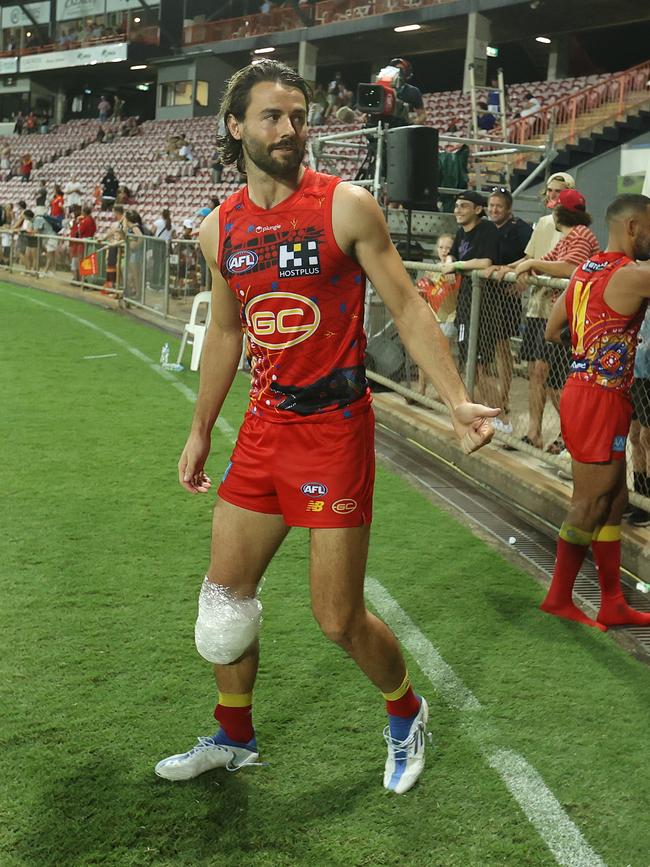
[382,671,411,702]
[559,522,593,547]
[218,692,253,708]
[592,524,621,542]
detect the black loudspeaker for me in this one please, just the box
[386,126,439,210]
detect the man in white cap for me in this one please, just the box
[493,172,575,449]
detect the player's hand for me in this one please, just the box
[178,430,213,494]
[440,262,456,275]
[451,401,500,455]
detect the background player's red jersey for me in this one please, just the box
[564,251,646,397]
[217,168,371,423]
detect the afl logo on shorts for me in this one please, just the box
[301,482,328,496]
[332,498,357,514]
[226,250,258,274]
[245,292,321,350]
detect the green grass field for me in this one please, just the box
[3,282,650,867]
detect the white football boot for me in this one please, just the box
[155,732,260,781]
[383,697,430,794]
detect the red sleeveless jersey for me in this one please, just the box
[565,251,646,396]
[217,168,371,423]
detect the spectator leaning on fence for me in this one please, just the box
[628,308,650,527]
[493,172,576,449]
[486,188,533,433]
[514,189,600,454]
[441,190,500,411]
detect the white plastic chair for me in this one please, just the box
[177,290,211,371]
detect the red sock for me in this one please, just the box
[541,527,607,631]
[386,686,421,718]
[383,672,421,717]
[594,535,650,627]
[214,695,254,743]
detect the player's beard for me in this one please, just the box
[243,135,305,179]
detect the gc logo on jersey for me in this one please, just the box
[245,291,321,350]
[278,240,320,278]
[226,250,258,274]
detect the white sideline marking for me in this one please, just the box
[14,292,237,442]
[489,750,606,867]
[11,289,605,867]
[366,577,605,867]
[83,353,118,360]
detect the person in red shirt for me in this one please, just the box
[542,193,650,629]
[49,184,65,230]
[20,153,32,182]
[69,205,96,279]
[515,189,600,452]
[154,60,498,794]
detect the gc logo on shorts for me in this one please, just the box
[332,499,357,514]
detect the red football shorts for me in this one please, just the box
[560,381,632,463]
[218,408,375,528]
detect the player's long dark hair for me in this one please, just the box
[217,60,312,174]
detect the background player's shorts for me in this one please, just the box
[218,409,375,528]
[560,382,632,463]
[631,378,650,427]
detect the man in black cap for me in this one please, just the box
[441,191,500,406]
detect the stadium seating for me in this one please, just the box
[0,66,645,235]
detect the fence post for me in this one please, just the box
[164,239,170,317]
[141,234,147,303]
[466,270,482,400]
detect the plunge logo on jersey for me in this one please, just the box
[245,291,321,350]
[278,240,321,278]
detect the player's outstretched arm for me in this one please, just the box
[178,210,243,494]
[333,183,499,454]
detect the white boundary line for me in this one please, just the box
[11,288,607,867]
[365,578,605,867]
[14,292,236,442]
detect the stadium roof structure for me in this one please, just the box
[174,0,649,70]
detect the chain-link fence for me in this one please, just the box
[121,234,209,322]
[1,229,209,324]
[365,263,650,513]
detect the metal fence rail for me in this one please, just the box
[2,229,210,324]
[366,262,650,511]
[5,232,649,512]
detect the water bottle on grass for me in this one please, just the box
[160,342,169,366]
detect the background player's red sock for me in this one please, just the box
[383,671,421,718]
[593,527,650,626]
[541,523,607,630]
[214,692,254,743]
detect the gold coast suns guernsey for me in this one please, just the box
[565,251,647,397]
[217,168,371,422]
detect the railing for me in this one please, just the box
[183,0,445,45]
[366,263,650,509]
[508,59,650,149]
[0,230,208,323]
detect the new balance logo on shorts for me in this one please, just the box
[612,435,626,452]
[278,240,320,278]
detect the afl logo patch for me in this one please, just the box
[245,292,320,350]
[301,482,328,496]
[332,498,357,514]
[226,250,258,274]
